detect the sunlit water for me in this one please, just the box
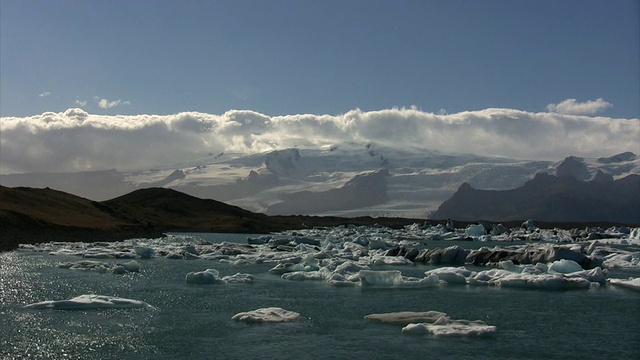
[1,233,639,360]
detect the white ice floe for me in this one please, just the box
[222,272,254,283]
[366,310,497,337]
[364,311,448,325]
[185,269,254,284]
[56,260,140,274]
[548,259,584,274]
[402,320,497,337]
[608,277,640,291]
[425,267,474,285]
[602,252,640,269]
[231,307,302,323]
[185,269,225,284]
[358,270,441,288]
[24,294,152,310]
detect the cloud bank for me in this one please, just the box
[1,107,638,174]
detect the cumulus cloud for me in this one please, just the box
[0,107,638,174]
[97,98,130,109]
[546,98,613,115]
[75,100,88,107]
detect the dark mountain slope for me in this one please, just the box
[0,185,424,251]
[431,173,640,223]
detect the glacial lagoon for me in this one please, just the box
[1,225,639,360]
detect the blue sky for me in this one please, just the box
[1,0,638,118]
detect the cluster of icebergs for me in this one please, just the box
[18,222,640,292]
[17,222,640,338]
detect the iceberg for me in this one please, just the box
[185,269,225,284]
[608,277,640,292]
[56,260,140,274]
[402,320,497,337]
[359,270,403,287]
[24,294,152,310]
[365,311,448,325]
[425,267,474,284]
[548,259,584,274]
[231,307,302,323]
[358,270,440,288]
[222,273,254,283]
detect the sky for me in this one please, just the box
[0,0,639,174]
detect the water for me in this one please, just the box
[1,233,639,360]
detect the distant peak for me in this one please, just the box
[597,152,637,164]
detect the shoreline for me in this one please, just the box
[3,218,639,253]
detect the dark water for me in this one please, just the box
[1,234,639,360]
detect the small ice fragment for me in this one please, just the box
[231,307,302,323]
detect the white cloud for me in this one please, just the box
[38,92,51,97]
[546,98,613,115]
[0,107,638,174]
[97,98,131,109]
[75,100,88,107]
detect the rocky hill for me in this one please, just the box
[0,185,423,251]
[431,173,640,223]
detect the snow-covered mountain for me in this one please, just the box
[1,144,637,218]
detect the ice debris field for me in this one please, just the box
[17,221,640,338]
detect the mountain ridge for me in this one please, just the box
[431,173,640,223]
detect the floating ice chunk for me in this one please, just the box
[498,273,590,290]
[184,252,201,260]
[365,311,448,325]
[425,267,474,285]
[111,265,126,274]
[327,273,360,287]
[231,307,302,323]
[548,259,583,274]
[222,273,254,283]
[359,270,402,287]
[565,267,606,284]
[282,270,328,281]
[182,245,199,255]
[57,260,140,274]
[24,294,152,310]
[185,269,225,284]
[370,255,413,266]
[49,248,85,257]
[603,252,640,269]
[468,269,514,285]
[401,323,431,334]
[359,270,440,288]
[608,277,640,291]
[368,238,394,250]
[333,261,369,274]
[465,224,486,237]
[400,274,441,287]
[403,320,497,337]
[166,252,184,260]
[133,246,154,258]
[121,260,140,273]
